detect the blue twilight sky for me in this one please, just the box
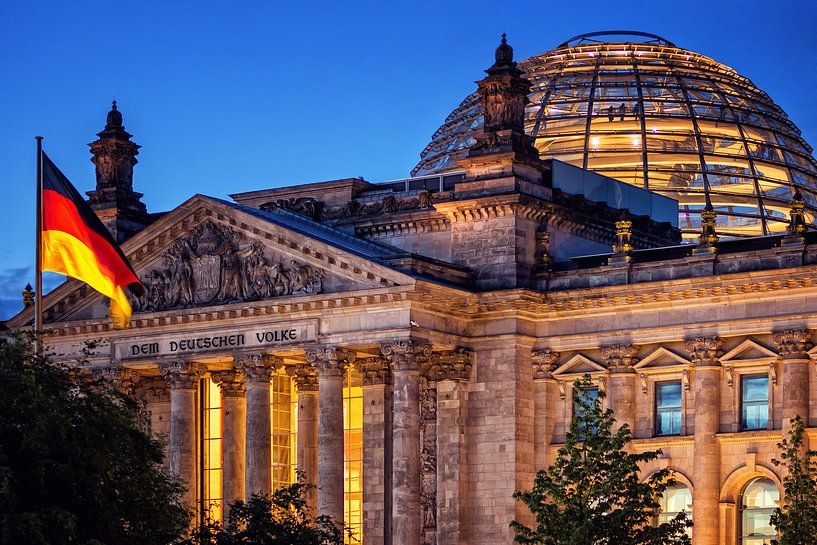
[1,0,816,319]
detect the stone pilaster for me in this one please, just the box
[235,353,279,498]
[134,376,171,469]
[773,329,812,434]
[355,357,393,545]
[685,336,724,545]
[532,350,559,469]
[160,360,203,512]
[305,346,356,528]
[292,363,319,512]
[600,344,639,432]
[212,369,246,516]
[381,339,431,545]
[423,348,472,545]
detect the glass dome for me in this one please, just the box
[414,31,817,239]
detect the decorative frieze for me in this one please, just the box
[93,365,141,395]
[305,346,355,377]
[532,350,560,379]
[354,357,392,386]
[420,375,437,545]
[211,369,246,397]
[421,348,473,382]
[234,354,280,383]
[260,197,324,220]
[319,190,434,221]
[130,221,324,312]
[290,363,319,392]
[381,339,433,372]
[772,329,813,360]
[600,344,639,371]
[684,336,724,367]
[159,360,204,389]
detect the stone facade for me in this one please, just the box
[8,37,817,545]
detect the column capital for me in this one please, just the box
[381,339,432,372]
[93,365,141,395]
[159,360,204,389]
[134,375,170,403]
[211,369,246,397]
[355,357,392,386]
[290,363,319,391]
[421,348,473,382]
[305,346,355,377]
[532,349,560,379]
[684,336,724,367]
[773,329,813,360]
[601,344,639,372]
[235,353,281,383]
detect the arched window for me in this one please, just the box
[739,478,779,544]
[657,484,692,538]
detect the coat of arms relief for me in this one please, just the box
[130,221,325,312]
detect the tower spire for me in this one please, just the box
[86,101,152,242]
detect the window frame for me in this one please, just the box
[738,477,779,544]
[740,374,770,431]
[654,380,683,437]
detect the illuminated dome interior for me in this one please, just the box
[414,31,817,239]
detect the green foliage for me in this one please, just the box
[184,479,345,545]
[512,375,691,545]
[771,416,817,545]
[0,334,190,545]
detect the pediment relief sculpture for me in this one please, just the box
[130,221,325,312]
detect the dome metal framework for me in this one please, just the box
[414,31,817,238]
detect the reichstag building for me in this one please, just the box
[9,31,817,545]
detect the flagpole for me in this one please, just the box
[34,136,43,354]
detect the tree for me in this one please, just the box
[0,334,190,545]
[770,416,817,545]
[512,375,691,545]
[184,479,345,545]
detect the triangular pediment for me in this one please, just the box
[634,347,690,370]
[553,353,607,376]
[720,339,778,362]
[8,195,420,326]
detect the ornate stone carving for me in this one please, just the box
[381,340,433,372]
[93,365,141,395]
[534,229,553,271]
[611,211,634,262]
[697,204,719,253]
[260,197,324,220]
[134,375,170,404]
[211,369,246,397]
[684,336,724,366]
[532,350,560,379]
[600,344,639,371]
[320,189,434,221]
[422,348,473,382]
[234,354,280,383]
[354,357,391,386]
[420,375,437,545]
[289,363,318,392]
[130,221,325,312]
[773,329,813,360]
[159,360,204,389]
[305,347,355,377]
[784,189,808,243]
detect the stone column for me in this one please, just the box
[382,340,431,545]
[137,377,172,469]
[292,363,319,512]
[532,350,559,469]
[356,357,393,545]
[685,336,724,545]
[601,344,639,432]
[424,348,472,545]
[235,353,278,498]
[212,370,246,517]
[306,346,355,528]
[773,329,812,435]
[160,360,203,512]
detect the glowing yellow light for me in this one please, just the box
[591,136,601,149]
[632,136,641,147]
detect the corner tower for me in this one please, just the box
[86,101,151,242]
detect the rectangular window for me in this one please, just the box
[741,375,769,431]
[344,368,363,545]
[655,381,682,436]
[573,386,599,419]
[201,378,223,521]
[271,373,297,490]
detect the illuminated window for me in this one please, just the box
[271,372,297,490]
[657,484,692,538]
[739,478,779,544]
[201,378,223,521]
[344,367,363,544]
[741,375,769,431]
[655,381,682,436]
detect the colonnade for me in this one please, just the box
[134,340,473,545]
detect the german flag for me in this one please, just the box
[41,152,142,327]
